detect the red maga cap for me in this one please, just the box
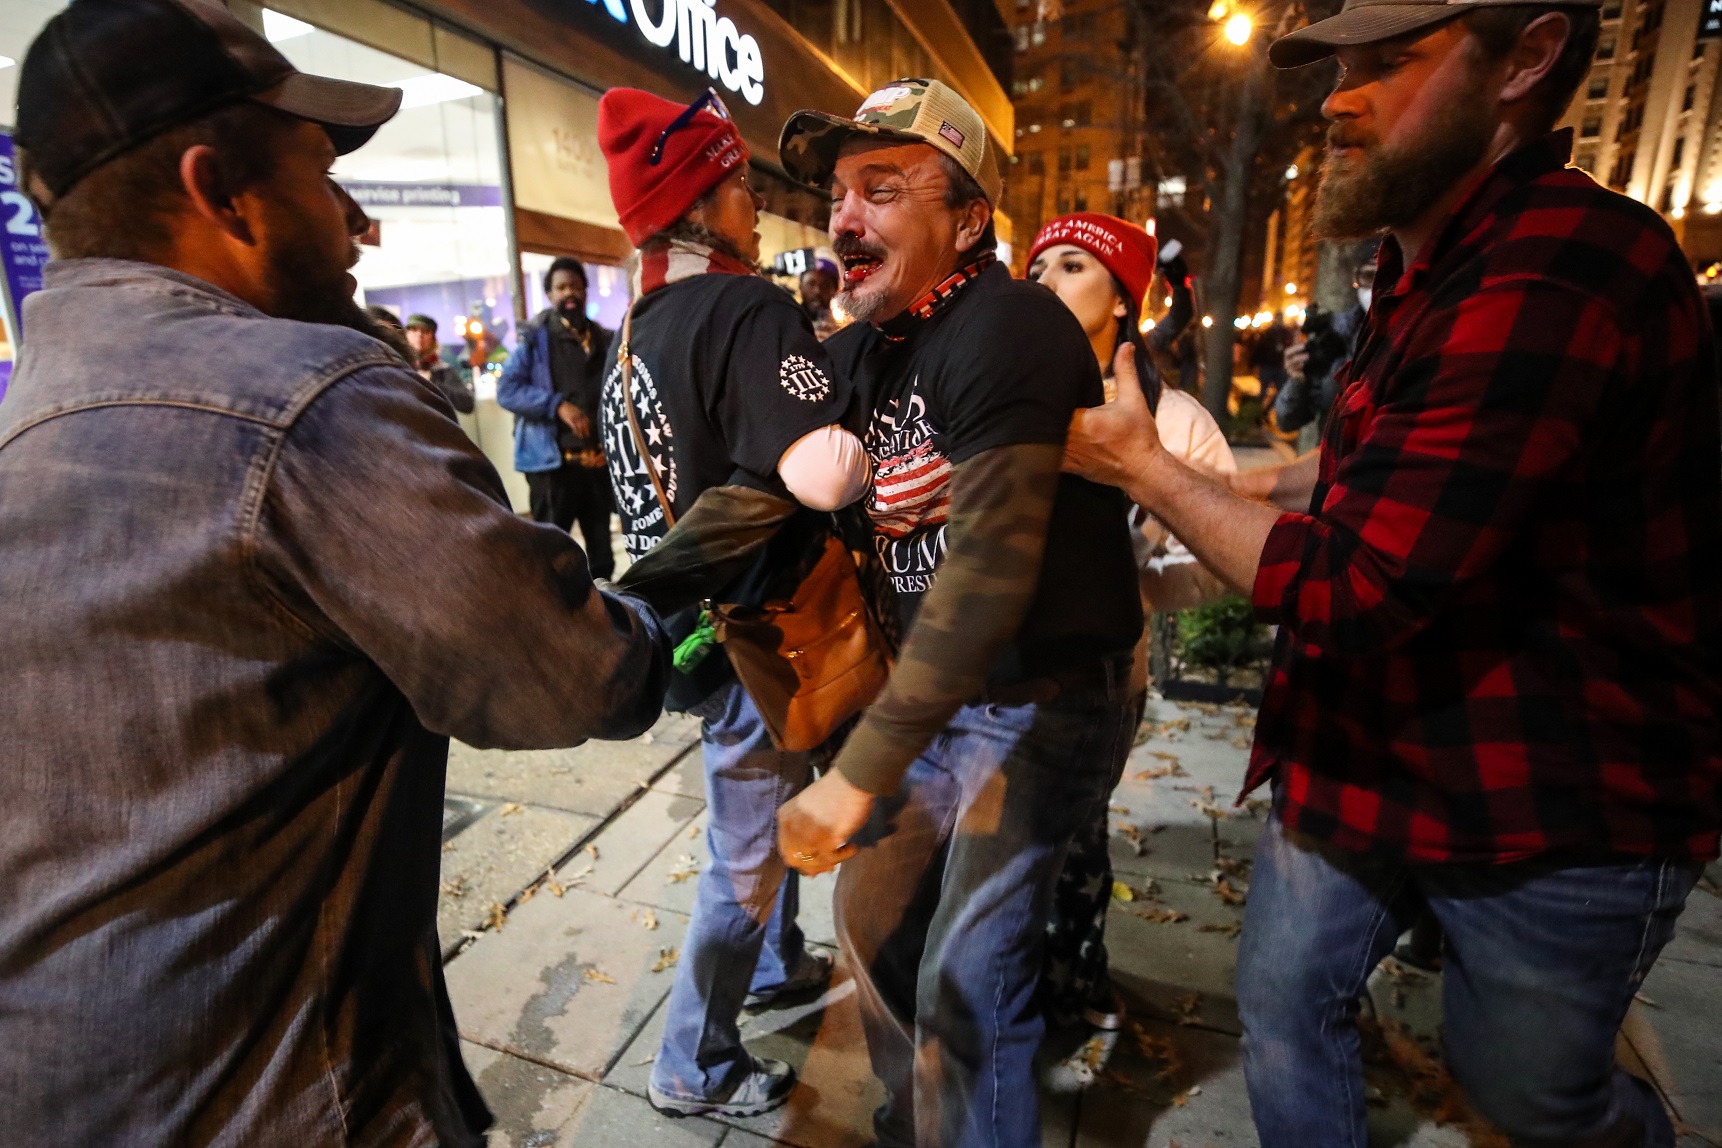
[1028,212,1159,311]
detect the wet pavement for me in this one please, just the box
[438,697,1722,1147]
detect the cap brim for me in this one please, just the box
[777,109,927,190]
[1269,5,1461,68]
[253,72,403,154]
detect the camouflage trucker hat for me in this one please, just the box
[779,77,1002,204]
[1271,0,1604,69]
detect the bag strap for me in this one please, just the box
[617,303,676,529]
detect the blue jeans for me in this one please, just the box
[651,682,811,1100]
[835,689,1135,1148]
[1238,812,1699,1148]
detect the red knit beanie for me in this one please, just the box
[598,88,750,247]
[1028,213,1159,311]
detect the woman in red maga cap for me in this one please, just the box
[594,87,871,1119]
[1026,213,1236,1088]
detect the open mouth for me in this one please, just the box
[841,253,884,286]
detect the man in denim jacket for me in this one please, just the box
[0,2,671,1144]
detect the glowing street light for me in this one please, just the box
[1225,13,1253,45]
[1284,282,1297,295]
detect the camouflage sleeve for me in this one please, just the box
[830,442,1061,795]
[615,485,800,616]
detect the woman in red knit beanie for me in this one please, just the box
[1027,213,1237,1090]
[594,86,871,1121]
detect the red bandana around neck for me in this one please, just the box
[876,252,998,342]
[907,251,996,320]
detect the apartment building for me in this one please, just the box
[1002,0,1152,271]
[1560,0,1722,265]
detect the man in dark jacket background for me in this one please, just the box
[498,256,616,577]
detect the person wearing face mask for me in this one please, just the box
[1274,242,1378,454]
[497,257,617,577]
[1025,213,1237,1089]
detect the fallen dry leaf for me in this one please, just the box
[1212,877,1247,906]
[499,802,524,817]
[639,908,659,931]
[563,863,594,884]
[1215,856,1252,880]
[687,824,701,840]
[440,876,467,899]
[484,902,508,931]
[1134,907,1188,924]
[650,946,680,973]
[544,870,566,897]
[585,843,600,861]
[583,967,617,985]
[1197,922,1242,939]
[667,854,702,884]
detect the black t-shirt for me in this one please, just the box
[601,273,850,562]
[824,262,1142,680]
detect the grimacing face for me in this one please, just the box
[1029,243,1127,342]
[828,137,986,324]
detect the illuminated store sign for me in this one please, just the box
[584,0,765,105]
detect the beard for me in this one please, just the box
[832,231,891,324]
[258,204,383,342]
[556,296,589,330]
[1313,88,1496,240]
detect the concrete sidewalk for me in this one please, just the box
[436,698,1722,1148]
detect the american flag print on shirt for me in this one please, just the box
[865,382,952,594]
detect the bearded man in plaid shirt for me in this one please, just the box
[1069,2,1721,1145]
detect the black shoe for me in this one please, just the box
[744,948,834,1013]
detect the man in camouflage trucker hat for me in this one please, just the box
[776,79,1144,1148]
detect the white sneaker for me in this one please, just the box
[1042,1027,1121,1094]
[648,1057,797,1118]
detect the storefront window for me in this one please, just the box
[268,13,514,359]
[266,11,529,506]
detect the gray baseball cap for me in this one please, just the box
[1270,0,1604,69]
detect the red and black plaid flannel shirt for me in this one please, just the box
[1246,131,1722,864]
